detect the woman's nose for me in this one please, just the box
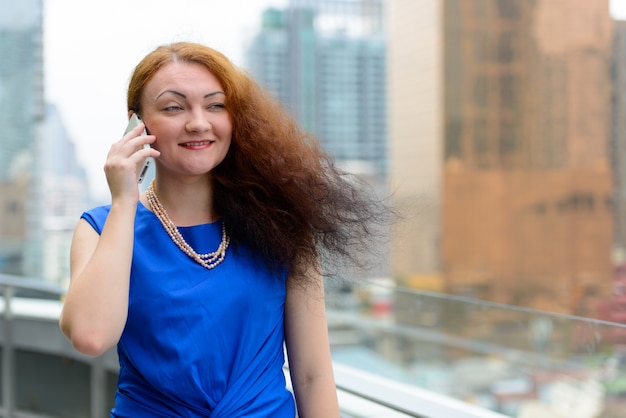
[186,110,212,132]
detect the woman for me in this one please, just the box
[60,42,385,417]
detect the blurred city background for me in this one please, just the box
[3,0,626,417]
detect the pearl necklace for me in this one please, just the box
[145,181,229,270]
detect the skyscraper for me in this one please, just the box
[245,0,388,179]
[388,0,614,316]
[612,20,626,262]
[0,0,45,276]
[41,104,89,286]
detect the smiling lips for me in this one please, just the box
[179,140,214,148]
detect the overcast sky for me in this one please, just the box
[44,0,626,201]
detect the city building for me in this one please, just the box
[612,20,626,263]
[245,0,388,179]
[388,0,614,317]
[0,181,28,274]
[40,104,89,286]
[0,0,45,277]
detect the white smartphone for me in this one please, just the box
[124,114,152,184]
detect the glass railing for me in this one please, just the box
[3,273,626,417]
[325,277,626,418]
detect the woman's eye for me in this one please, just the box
[208,103,225,111]
[163,105,182,112]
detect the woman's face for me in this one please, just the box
[139,61,232,178]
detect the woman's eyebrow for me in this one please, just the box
[155,90,225,100]
[156,90,186,100]
[205,91,225,99]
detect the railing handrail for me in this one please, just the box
[0,273,66,297]
[352,277,626,328]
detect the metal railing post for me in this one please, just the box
[2,285,15,418]
[91,356,105,418]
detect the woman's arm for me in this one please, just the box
[284,273,340,417]
[59,121,157,356]
[59,199,137,356]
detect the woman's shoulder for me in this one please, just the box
[80,204,112,234]
[80,202,152,234]
[82,204,112,217]
[82,204,112,222]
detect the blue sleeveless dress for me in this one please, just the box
[81,203,296,417]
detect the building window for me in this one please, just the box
[497,32,515,63]
[6,200,20,213]
[497,0,519,19]
[473,76,489,107]
[499,121,517,155]
[446,119,463,159]
[474,31,489,62]
[499,75,517,110]
[473,119,489,154]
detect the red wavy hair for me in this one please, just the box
[128,42,387,283]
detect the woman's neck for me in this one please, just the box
[143,176,216,226]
